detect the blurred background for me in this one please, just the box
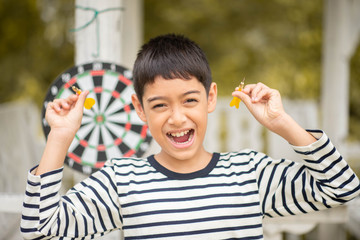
[1,0,360,141]
[0,0,360,239]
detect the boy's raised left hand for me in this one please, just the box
[232,82,316,146]
[232,82,286,133]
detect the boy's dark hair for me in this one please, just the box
[133,34,212,105]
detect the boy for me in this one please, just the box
[21,34,360,239]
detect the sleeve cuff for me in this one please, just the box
[27,166,64,190]
[291,129,328,154]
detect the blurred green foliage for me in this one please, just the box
[0,0,74,106]
[144,0,359,141]
[0,0,359,140]
[350,44,360,141]
[144,0,323,99]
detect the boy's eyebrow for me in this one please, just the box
[184,90,201,95]
[146,96,166,103]
[146,90,201,103]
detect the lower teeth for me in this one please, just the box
[171,131,193,144]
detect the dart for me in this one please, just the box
[71,86,95,109]
[229,77,245,109]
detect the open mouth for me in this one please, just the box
[167,129,195,146]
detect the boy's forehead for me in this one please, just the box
[143,76,205,95]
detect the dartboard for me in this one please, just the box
[42,62,152,174]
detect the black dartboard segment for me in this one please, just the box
[42,62,152,174]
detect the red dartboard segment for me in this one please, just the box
[95,161,105,168]
[97,145,106,151]
[124,149,136,157]
[114,138,122,146]
[125,122,131,131]
[80,139,88,147]
[124,105,131,113]
[94,87,103,93]
[68,152,81,163]
[41,62,153,175]
[91,70,105,76]
[64,77,77,89]
[112,91,120,98]
[119,75,132,86]
[141,125,148,138]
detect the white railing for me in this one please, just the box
[1,99,359,240]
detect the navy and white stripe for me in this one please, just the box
[21,130,360,239]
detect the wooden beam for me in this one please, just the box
[321,0,360,152]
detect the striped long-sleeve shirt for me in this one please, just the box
[21,130,360,239]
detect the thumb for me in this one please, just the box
[74,90,89,111]
[232,90,252,109]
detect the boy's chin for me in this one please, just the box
[159,144,199,161]
[160,151,198,163]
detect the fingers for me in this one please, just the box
[242,82,274,103]
[50,96,77,113]
[48,91,89,113]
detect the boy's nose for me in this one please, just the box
[168,107,186,126]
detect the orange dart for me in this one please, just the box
[229,77,245,109]
[71,86,95,109]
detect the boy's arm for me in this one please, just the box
[21,91,124,239]
[21,160,122,239]
[250,131,360,218]
[35,91,88,175]
[233,83,360,215]
[233,82,316,146]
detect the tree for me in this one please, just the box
[144,0,323,98]
[350,44,360,141]
[0,0,74,106]
[1,0,359,141]
[144,0,360,141]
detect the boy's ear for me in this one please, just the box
[131,94,147,122]
[207,82,217,113]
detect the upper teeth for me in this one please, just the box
[170,130,190,137]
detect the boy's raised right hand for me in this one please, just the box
[35,91,88,175]
[45,90,89,137]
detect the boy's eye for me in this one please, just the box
[185,98,198,104]
[152,103,166,109]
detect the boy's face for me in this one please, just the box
[132,76,217,165]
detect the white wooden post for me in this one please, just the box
[120,0,144,70]
[320,1,360,240]
[0,101,45,239]
[75,0,142,68]
[73,0,143,239]
[321,0,360,151]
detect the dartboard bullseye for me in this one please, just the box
[42,62,153,174]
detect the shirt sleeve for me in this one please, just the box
[254,129,360,218]
[20,160,122,239]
